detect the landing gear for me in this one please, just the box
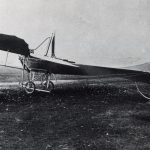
[24,71,56,94]
[41,73,55,92]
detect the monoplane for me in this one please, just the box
[0,33,150,99]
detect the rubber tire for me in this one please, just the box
[24,81,35,94]
[48,81,54,93]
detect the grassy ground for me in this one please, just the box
[0,78,150,150]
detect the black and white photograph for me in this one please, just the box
[0,0,150,149]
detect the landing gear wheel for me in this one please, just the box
[47,81,54,93]
[24,81,35,94]
[135,82,150,100]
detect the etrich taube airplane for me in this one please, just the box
[0,33,150,99]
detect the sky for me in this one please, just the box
[0,0,150,67]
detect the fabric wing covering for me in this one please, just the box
[0,34,30,56]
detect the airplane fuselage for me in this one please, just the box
[22,56,150,84]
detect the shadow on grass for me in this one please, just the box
[0,83,148,105]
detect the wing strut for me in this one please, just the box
[51,33,55,57]
[5,50,9,66]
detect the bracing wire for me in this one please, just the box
[33,37,51,51]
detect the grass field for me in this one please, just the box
[0,66,150,149]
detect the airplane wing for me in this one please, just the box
[0,34,30,56]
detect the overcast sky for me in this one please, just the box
[0,0,150,67]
